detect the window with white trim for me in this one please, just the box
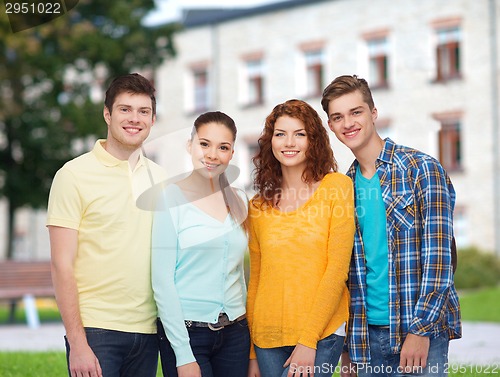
[245,59,264,106]
[192,68,209,112]
[435,27,461,82]
[304,50,324,97]
[438,119,462,172]
[367,37,389,89]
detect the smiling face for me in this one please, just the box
[103,91,155,159]
[189,122,234,180]
[327,90,378,154]
[271,115,309,171]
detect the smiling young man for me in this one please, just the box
[321,75,461,377]
[47,73,166,377]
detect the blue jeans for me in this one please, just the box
[64,328,159,377]
[356,326,449,377]
[254,333,344,377]
[158,317,250,377]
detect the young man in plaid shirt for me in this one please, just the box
[321,75,461,377]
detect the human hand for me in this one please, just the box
[248,358,261,377]
[399,333,430,373]
[68,342,102,377]
[340,351,357,377]
[178,361,202,377]
[283,343,316,377]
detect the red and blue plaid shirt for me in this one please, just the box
[345,138,462,363]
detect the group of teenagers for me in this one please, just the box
[47,72,461,377]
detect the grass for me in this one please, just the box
[0,352,164,377]
[458,286,500,323]
[0,352,67,377]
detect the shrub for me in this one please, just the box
[454,247,500,290]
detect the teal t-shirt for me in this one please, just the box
[355,165,389,325]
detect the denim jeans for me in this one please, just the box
[64,327,159,377]
[157,317,250,377]
[254,333,344,377]
[356,326,449,377]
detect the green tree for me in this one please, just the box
[0,0,177,259]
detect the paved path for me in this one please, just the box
[0,322,65,352]
[0,322,499,366]
[448,322,500,366]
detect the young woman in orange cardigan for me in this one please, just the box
[246,99,356,377]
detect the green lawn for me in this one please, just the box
[0,352,67,377]
[458,286,500,323]
[0,352,164,377]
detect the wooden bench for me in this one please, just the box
[0,260,55,328]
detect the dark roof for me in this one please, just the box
[182,0,333,28]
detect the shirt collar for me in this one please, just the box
[92,139,145,169]
[377,137,396,165]
[347,137,396,178]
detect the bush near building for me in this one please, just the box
[454,247,500,290]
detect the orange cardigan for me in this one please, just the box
[246,172,355,358]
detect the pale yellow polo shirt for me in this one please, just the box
[47,140,166,334]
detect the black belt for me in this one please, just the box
[185,313,246,331]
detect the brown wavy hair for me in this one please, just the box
[252,99,337,205]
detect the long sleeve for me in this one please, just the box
[235,188,249,307]
[152,189,196,367]
[410,158,455,336]
[247,173,354,353]
[246,203,261,359]
[298,175,355,348]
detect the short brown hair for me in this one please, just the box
[321,75,375,115]
[104,73,156,116]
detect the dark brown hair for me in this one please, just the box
[104,73,156,116]
[192,111,248,230]
[253,99,337,205]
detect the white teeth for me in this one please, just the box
[345,130,357,136]
[283,151,298,155]
[124,127,140,134]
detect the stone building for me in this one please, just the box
[4,0,494,259]
[149,0,500,253]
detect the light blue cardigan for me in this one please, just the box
[152,183,248,367]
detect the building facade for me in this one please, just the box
[150,0,500,252]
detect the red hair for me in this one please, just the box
[252,99,337,205]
